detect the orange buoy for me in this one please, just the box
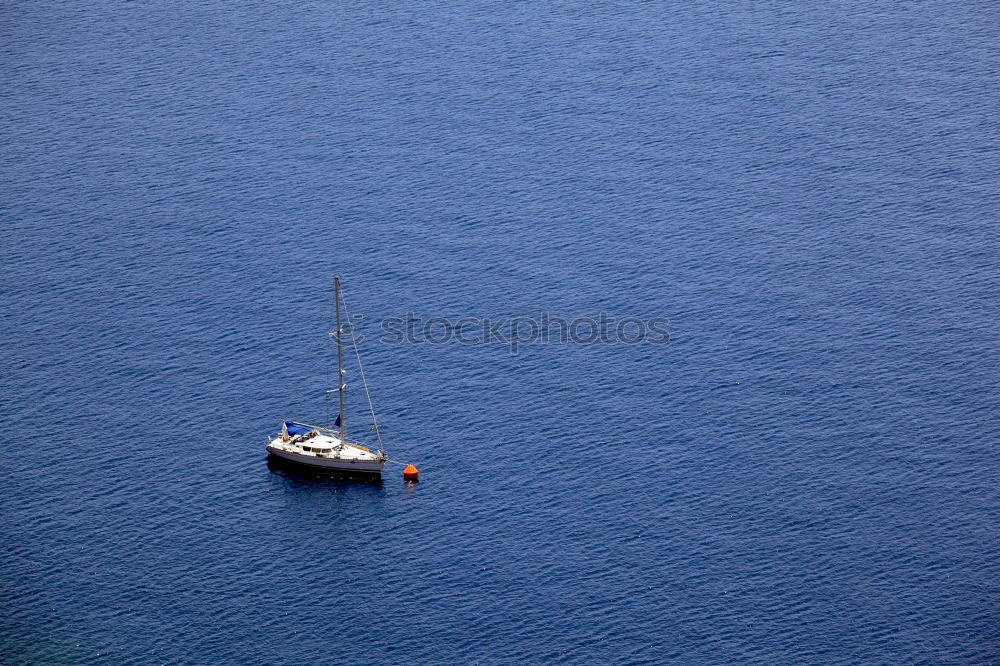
[403,464,419,481]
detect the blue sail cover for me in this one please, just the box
[284,422,312,436]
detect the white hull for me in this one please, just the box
[266,443,385,474]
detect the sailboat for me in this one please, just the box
[265,276,388,474]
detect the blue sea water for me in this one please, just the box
[2,0,998,663]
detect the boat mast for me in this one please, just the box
[339,284,387,458]
[334,275,346,445]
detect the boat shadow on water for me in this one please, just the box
[266,454,385,489]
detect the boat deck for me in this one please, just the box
[267,432,383,461]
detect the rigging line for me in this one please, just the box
[340,286,386,454]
